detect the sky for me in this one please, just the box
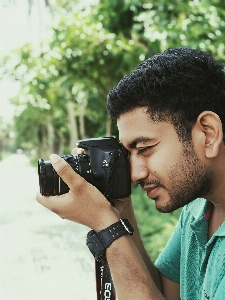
[0,0,52,123]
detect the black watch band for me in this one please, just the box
[86,219,134,265]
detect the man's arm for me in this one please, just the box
[106,233,164,299]
[119,201,180,300]
[36,154,179,299]
[120,200,163,290]
[161,275,180,300]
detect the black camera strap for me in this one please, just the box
[95,260,116,300]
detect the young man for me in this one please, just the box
[37,48,225,299]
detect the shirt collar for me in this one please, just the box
[189,198,211,220]
[190,198,225,237]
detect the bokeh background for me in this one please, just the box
[1,0,225,299]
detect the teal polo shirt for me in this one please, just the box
[155,198,225,300]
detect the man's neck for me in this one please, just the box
[208,205,225,240]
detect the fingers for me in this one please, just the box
[36,192,59,213]
[36,154,119,229]
[71,147,84,154]
[49,154,85,190]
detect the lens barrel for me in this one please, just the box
[38,154,90,196]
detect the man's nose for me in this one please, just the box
[130,156,149,183]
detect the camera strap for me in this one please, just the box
[95,260,116,300]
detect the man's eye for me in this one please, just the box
[137,146,153,155]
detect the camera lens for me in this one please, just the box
[38,154,91,196]
[38,159,57,195]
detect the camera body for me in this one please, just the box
[38,137,131,201]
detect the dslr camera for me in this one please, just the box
[38,136,131,201]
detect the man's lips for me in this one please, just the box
[142,185,161,199]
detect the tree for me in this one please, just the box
[133,0,225,61]
[1,5,147,155]
[96,0,225,62]
[2,0,225,260]
[48,8,148,134]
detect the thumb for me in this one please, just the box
[50,154,85,189]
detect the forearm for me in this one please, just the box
[106,234,164,300]
[121,202,163,292]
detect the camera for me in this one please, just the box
[38,136,131,201]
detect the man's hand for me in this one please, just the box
[71,147,133,218]
[36,153,165,299]
[36,154,119,232]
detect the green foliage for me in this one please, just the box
[133,0,225,60]
[0,117,15,160]
[3,0,225,156]
[94,0,143,37]
[1,4,147,155]
[132,185,182,261]
[1,0,225,257]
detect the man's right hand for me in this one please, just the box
[36,153,120,232]
[71,147,133,219]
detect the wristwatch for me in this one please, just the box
[86,219,134,265]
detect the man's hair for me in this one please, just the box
[107,48,225,142]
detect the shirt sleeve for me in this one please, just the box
[154,213,183,284]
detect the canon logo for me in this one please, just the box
[104,283,112,300]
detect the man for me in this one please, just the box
[37,48,225,299]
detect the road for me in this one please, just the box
[0,154,96,300]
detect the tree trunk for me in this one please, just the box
[79,114,86,139]
[58,129,65,155]
[39,124,49,159]
[47,122,54,154]
[78,99,87,139]
[75,94,87,140]
[66,101,78,149]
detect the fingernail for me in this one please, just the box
[50,154,60,163]
[71,147,77,154]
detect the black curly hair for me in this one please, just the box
[107,48,225,142]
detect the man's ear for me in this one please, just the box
[195,111,223,158]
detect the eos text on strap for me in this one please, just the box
[86,219,134,300]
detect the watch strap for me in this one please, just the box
[86,219,134,264]
[86,230,105,261]
[98,219,133,248]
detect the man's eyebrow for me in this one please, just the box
[127,137,154,149]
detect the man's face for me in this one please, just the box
[117,107,212,212]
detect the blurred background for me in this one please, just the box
[0,0,225,299]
